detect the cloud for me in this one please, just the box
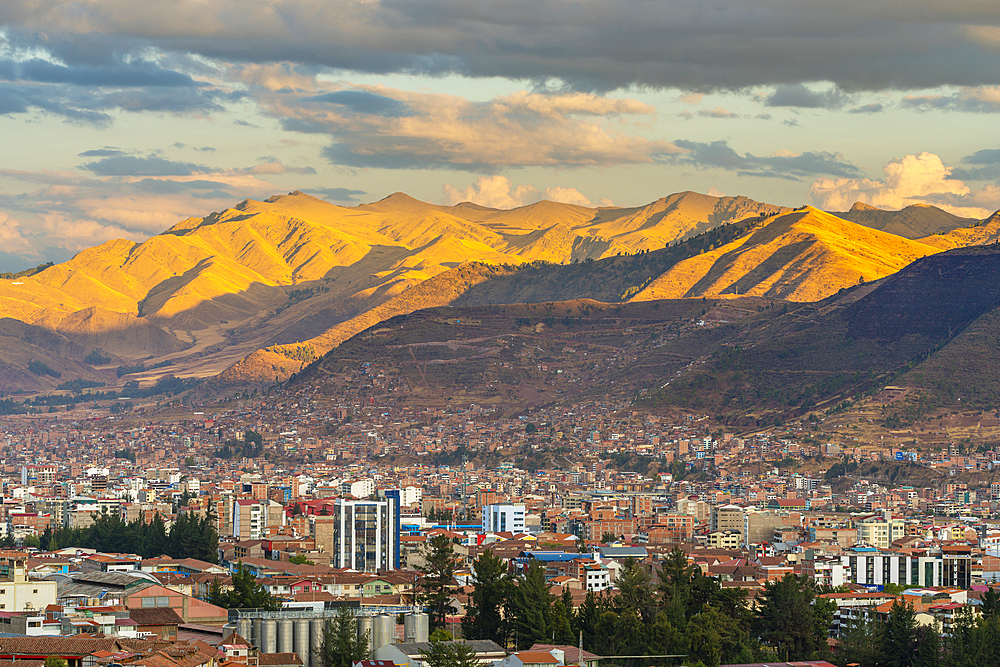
[261,85,680,169]
[6,2,1000,92]
[306,187,368,203]
[948,148,1000,181]
[679,92,703,105]
[305,90,414,117]
[0,152,296,264]
[442,175,592,209]
[243,160,316,176]
[810,152,999,217]
[765,84,847,109]
[83,155,205,177]
[667,140,861,180]
[698,106,741,119]
[901,86,1000,113]
[848,103,885,114]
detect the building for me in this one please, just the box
[483,504,526,534]
[0,554,57,612]
[856,513,906,549]
[324,495,399,572]
[232,499,285,540]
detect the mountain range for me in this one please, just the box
[0,189,997,393]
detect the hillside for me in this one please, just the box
[1,189,998,392]
[0,190,787,390]
[631,207,940,302]
[831,202,974,239]
[640,245,1000,424]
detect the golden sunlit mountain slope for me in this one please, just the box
[632,207,941,302]
[0,189,785,389]
[830,202,975,239]
[917,210,1000,250]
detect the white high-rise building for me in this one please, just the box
[482,504,526,534]
[328,494,399,572]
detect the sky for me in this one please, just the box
[2,1,1000,270]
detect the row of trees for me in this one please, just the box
[36,507,219,562]
[417,538,835,667]
[839,591,1000,667]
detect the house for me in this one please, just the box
[374,640,506,667]
[492,651,560,667]
[129,606,183,640]
[527,645,600,667]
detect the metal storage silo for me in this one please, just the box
[294,619,311,667]
[278,619,294,654]
[310,618,326,667]
[412,613,429,643]
[261,619,278,654]
[373,614,394,650]
[358,615,375,654]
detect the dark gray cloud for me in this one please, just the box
[83,155,205,176]
[133,178,233,194]
[849,103,886,114]
[949,148,1000,181]
[668,140,862,180]
[78,148,125,157]
[765,84,847,109]
[8,2,1000,92]
[305,90,414,117]
[306,187,369,203]
[14,58,196,87]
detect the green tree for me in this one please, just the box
[461,549,511,646]
[320,607,371,667]
[982,588,1000,620]
[511,561,552,649]
[222,561,280,610]
[881,599,918,667]
[289,554,315,565]
[419,535,459,631]
[44,658,68,667]
[754,573,832,661]
[420,639,481,667]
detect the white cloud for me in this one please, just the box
[441,176,592,209]
[810,152,997,217]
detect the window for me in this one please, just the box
[32,589,37,594]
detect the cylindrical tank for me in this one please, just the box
[358,615,375,654]
[310,618,326,667]
[403,615,417,643]
[261,619,278,654]
[223,623,238,642]
[294,619,311,667]
[412,613,429,643]
[252,618,263,649]
[278,619,294,654]
[373,614,394,650]
[237,619,253,644]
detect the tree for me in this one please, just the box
[754,574,832,661]
[420,639,481,667]
[419,535,459,631]
[289,554,315,565]
[880,599,919,667]
[601,532,618,545]
[220,561,280,610]
[982,588,1000,620]
[44,658,68,667]
[320,607,370,667]
[462,549,511,646]
[511,560,552,649]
